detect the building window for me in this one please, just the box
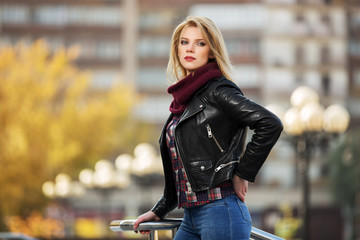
[320,45,330,65]
[354,70,360,88]
[293,13,309,36]
[97,42,122,60]
[44,37,65,50]
[1,5,29,24]
[91,70,121,89]
[226,38,260,58]
[233,65,260,88]
[267,9,294,35]
[137,37,170,58]
[189,4,265,30]
[137,68,167,89]
[33,5,122,26]
[264,40,294,66]
[139,11,177,29]
[266,69,296,91]
[68,6,122,26]
[350,14,360,34]
[35,6,67,26]
[134,96,172,123]
[75,41,96,59]
[73,40,121,60]
[349,41,360,57]
[295,45,305,65]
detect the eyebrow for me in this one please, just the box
[180,37,205,41]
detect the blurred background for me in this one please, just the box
[0,0,359,239]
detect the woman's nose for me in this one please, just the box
[186,43,195,52]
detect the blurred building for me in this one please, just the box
[348,0,360,124]
[1,0,357,122]
[0,0,126,87]
[1,0,359,238]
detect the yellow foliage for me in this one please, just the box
[0,40,150,223]
[74,218,104,238]
[274,203,302,239]
[6,211,65,238]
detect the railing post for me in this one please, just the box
[149,230,156,240]
[172,228,178,239]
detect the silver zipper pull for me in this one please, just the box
[206,124,225,153]
[215,161,238,172]
[215,164,224,172]
[206,124,212,138]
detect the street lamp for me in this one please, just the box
[42,173,86,199]
[42,173,86,237]
[78,158,132,225]
[282,86,350,240]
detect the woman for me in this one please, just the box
[134,16,283,240]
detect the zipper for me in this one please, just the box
[215,161,238,172]
[205,124,224,153]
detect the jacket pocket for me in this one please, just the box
[189,160,213,172]
[205,124,224,153]
[188,160,213,190]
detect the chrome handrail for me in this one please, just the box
[249,227,285,240]
[110,219,285,240]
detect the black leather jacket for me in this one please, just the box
[151,76,283,218]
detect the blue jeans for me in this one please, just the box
[174,194,252,240]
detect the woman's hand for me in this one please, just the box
[133,211,160,235]
[232,174,248,202]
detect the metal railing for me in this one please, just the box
[110,218,285,240]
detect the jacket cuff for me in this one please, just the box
[234,163,256,183]
[150,196,168,219]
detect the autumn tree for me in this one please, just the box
[0,40,151,228]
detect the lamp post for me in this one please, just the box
[43,142,163,237]
[281,86,350,240]
[79,158,131,225]
[42,173,86,237]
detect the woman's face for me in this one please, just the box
[177,26,212,75]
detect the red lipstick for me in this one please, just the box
[185,56,196,62]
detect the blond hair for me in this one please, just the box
[166,16,233,83]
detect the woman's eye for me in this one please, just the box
[180,40,188,45]
[197,42,206,47]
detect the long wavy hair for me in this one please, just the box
[166,16,233,83]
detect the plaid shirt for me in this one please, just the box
[166,115,234,208]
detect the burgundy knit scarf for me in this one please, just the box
[167,61,223,115]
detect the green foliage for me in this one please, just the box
[328,129,360,207]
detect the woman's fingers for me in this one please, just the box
[232,175,249,202]
[134,211,160,234]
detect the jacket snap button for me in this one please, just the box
[200,166,205,171]
[199,105,203,108]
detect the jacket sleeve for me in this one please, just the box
[150,131,178,218]
[151,193,177,219]
[213,82,283,182]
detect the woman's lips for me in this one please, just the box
[185,56,196,62]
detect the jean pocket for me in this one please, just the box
[236,198,252,223]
